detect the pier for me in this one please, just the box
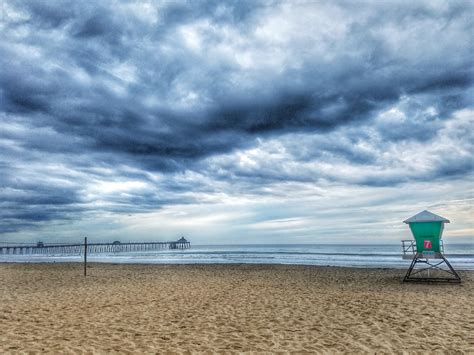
[0,237,190,255]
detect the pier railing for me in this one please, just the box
[0,240,190,255]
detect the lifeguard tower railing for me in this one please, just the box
[401,239,445,259]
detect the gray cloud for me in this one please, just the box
[0,0,473,238]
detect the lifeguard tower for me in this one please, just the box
[401,210,461,283]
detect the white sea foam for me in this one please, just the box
[1,244,473,270]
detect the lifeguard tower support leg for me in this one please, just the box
[441,255,461,282]
[403,253,461,283]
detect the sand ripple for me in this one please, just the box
[1,263,472,353]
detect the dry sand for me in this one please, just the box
[0,263,473,353]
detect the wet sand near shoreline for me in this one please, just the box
[1,263,473,353]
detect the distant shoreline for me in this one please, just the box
[1,261,474,272]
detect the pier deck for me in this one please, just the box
[0,240,190,255]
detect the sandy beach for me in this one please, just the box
[1,263,472,353]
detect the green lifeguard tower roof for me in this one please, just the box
[403,210,450,224]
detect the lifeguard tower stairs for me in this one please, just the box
[401,210,461,283]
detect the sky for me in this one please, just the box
[1,0,473,245]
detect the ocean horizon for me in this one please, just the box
[1,243,473,270]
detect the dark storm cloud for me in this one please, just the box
[1,0,473,234]
[17,1,76,29]
[0,184,82,233]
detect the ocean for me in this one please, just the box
[1,243,473,270]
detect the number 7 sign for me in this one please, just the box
[424,240,432,249]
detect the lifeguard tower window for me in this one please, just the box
[402,210,460,283]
